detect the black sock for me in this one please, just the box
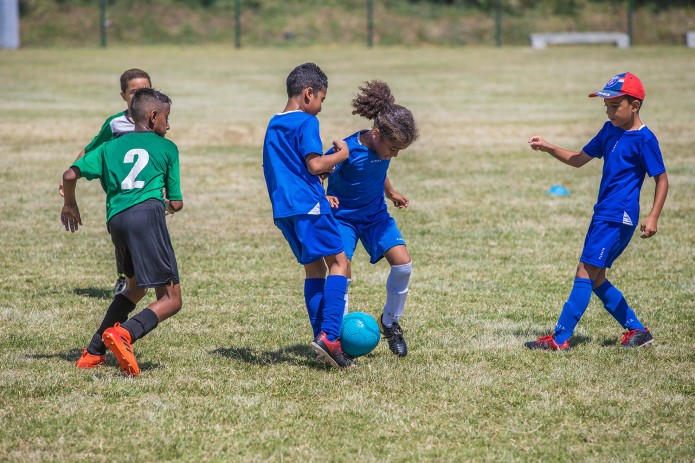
[87,293,136,355]
[121,308,159,343]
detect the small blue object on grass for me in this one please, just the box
[340,312,380,358]
[546,184,570,196]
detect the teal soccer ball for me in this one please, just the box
[340,312,381,357]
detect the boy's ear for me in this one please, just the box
[120,91,127,102]
[148,109,158,128]
[304,87,314,101]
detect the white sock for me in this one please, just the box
[343,278,351,316]
[382,262,412,326]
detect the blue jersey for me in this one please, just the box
[327,131,390,222]
[262,111,331,218]
[582,122,666,226]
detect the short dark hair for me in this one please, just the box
[120,68,151,93]
[130,88,171,124]
[286,63,327,98]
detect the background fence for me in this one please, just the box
[9,0,695,48]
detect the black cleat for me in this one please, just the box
[621,328,654,348]
[378,314,408,357]
[310,332,356,368]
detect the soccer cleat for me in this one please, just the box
[378,315,408,357]
[524,334,570,351]
[310,332,356,368]
[114,276,127,296]
[102,323,140,377]
[621,328,654,348]
[75,349,106,369]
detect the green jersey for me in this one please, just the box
[73,132,183,223]
[83,110,135,153]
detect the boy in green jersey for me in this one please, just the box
[61,88,183,377]
[59,68,152,295]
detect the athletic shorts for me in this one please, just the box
[579,218,636,269]
[108,199,180,288]
[274,214,345,265]
[336,213,405,264]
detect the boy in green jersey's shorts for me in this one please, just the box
[61,88,183,377]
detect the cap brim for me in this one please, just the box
[588,90,625,98]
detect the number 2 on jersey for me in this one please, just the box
[121,149,150,190]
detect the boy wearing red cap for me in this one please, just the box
[525,72,668,350]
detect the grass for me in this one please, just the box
[1,45,694,461]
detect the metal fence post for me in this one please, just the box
[495,0,502,47]
[100,0,107,47]
[367,0,374,48]
[235,0,241,48]
[627,0,634,46]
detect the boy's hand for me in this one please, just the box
[387,191,409,209]
[61,204,82,232]
[640,215,658,238]
[528,135,551,153]
[332,139,349,161]
[326,195,339,208]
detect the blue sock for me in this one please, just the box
[593,280,645,330]
[553,278,594,344]
[304,278,325,338]
[320,275,348,341]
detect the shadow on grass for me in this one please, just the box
[211,343,328,369]
[73,287,112,300]
[28,349,162,372]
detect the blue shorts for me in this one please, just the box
[580,218,636,269]
[274,214,345,265]
[336,213,405,264]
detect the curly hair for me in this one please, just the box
[119,68,151,93]
[351,80,419,145]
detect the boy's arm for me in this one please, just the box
[58,149,87,197]
[640,172,668,239]
[528,135,592,168]
[385,176,408,209]
[61,167,82,233]
[306,139,349,175]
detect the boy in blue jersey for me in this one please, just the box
[59,68,153,296]
[262,63,354,368]
[525,72,668,350]
[326,81,419,357]
[61,88,184,376]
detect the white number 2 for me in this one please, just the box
[121,149,150,190]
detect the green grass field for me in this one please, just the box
[1,46,694,462]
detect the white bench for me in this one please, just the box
[687,32,695,48]
[530,32,630,49]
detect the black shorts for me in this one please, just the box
[108,199,180,288]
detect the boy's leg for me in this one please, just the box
[304,259,327,338]
[593,279,652,346]
[320,253,348,341]
[381,245,412,327]
[552,276,594,345]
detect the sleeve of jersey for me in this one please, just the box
[641,137,666,177]
[83,119,113,153]
[299,117,323,157]
[582,124,608,159]
[165,144,183,201]
[72,146,105,181]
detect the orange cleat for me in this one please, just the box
[102,323,140,377]
[75,349,106,369]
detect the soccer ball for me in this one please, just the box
[340,312,381,357]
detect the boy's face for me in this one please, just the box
[371,130,410,160]
[151,105,171,137]
[121,77,152,109]
[604,96,640,130]
[305,87,326,116]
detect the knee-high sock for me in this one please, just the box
[321,275,348,341]
[87,293,136,355]
[382,262,412,327]
[553,277,593,344]
[304,278,325,338]
[343,278,352,316]
[121,308,159,343]
[593,280,645,330]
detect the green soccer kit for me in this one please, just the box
[73,131,183,223]
[83,111,135,153]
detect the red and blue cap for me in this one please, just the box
[589,72,645,100]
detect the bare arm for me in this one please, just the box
[640,172,668,238]
[61,167,82,232]
[58,149,87,197]
[306,139,349,175]
[384,175,408,209]
[528,135,593,168]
